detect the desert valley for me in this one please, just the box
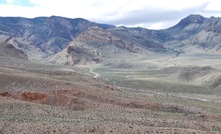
[0,14,221,133]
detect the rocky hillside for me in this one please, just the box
[107,26,166,52]
[0,16,115,55]
[107,14,221,53]
[161,15,221,52]
[0,42,27,59]
[0,32,46,60]
[49,26,142,65]
[1,14,221,64]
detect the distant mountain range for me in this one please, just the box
[0,14,221,65]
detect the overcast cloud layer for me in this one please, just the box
[0,0,221,29]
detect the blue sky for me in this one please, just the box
[0,0,221,29]
[0,0,34,6]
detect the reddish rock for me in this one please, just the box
[0,91,11,97]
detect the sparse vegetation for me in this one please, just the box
[0,55,221,133]
[0,14,221,133]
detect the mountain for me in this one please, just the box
[1,14,221,65]
[0,32,46,60]
[109,15,221,53]
[0,16,115,56]
[0,42,27,59]
[1,15,221,134]
[116,14,221,54]
[161,15,221,52]
[107,26,167,52]
[49,26,141,65]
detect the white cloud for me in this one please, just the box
[6,0,17,4]
[0,0,221,29]
[205,0,221,11]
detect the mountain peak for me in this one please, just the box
[185,14,204,19]
[177,14,206,27]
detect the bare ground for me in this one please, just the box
[0,58,221,133]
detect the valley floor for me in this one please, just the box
[0,56,221,134]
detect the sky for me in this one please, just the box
[0,0,221,29]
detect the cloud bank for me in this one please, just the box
[0,0,221,29]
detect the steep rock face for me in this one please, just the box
[67,45,102,65]
[50,44,102,65]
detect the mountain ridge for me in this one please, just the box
[0,14,221,65]
[0,16,115,55]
